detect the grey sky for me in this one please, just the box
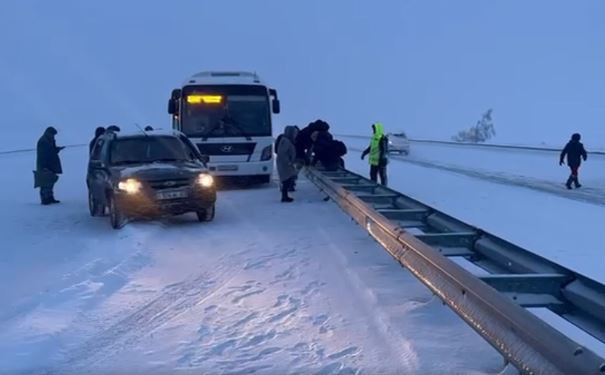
[1,0,604,148]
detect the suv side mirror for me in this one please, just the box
[90,160,106,169]
[200,155,210,164]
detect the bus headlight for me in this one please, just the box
[118,178,142,194]
[260,145,272,161]
[197,173,214,188]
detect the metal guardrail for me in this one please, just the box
[337,134,605,156]
[305,166,605,374]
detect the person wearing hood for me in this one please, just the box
[35,126,65,205]
[89,126,105,154]
[276,126,298,202]
[560,132,588,189]
[361,122,389,185]
[295,119,330,165]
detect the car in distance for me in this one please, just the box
[387,132,410,155]
[87,129,216,229]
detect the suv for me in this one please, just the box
[87,130,217,229]
[387,132,410,155]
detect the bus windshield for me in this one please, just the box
[181,85,271,138]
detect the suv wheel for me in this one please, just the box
[88,189,103,217]
[196,204,215,222]
[109,194,126,229]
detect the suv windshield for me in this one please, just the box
[109,136,195,165]
[181,85,271,138]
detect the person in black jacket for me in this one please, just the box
[35,127,65,204]
[295,120,330,165]
[560,133,588,189]
[89,126,105,154]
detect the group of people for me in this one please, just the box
[275,120,391,202]
[275,119,349,202]
[35,121,587,206]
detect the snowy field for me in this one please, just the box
[342,136,605,205]
[0,147,504,374]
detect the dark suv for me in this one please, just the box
[87,130,216,229]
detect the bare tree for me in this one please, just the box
[452,109,496,143]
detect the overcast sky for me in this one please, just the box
[1,0,604,149]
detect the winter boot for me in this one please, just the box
[49,192,60,204]
[281,189,294,203]
[565,176,573,190]
[573,176,582,189]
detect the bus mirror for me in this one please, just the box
[168,99,177,115]
[272,99,281,114]
[171,88,182,100]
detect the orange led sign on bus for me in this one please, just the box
[187,95,223,104]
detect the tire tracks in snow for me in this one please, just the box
[55,252,245,372]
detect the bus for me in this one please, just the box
[168,71,280,183]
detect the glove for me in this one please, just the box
[360,154,364,160]
[58,146,66,152]
[559,161,563,166]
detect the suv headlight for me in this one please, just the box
[118,178,142,194]
[197,173,214,188]
[260,145,272,161]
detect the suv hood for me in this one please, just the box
[118,161,206,181]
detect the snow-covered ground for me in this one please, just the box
[0,147,504,374]
[342,136,605,205]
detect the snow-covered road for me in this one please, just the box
[0,148,502,374]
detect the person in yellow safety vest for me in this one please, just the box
[361,122,388,185]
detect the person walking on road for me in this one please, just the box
[560,132,588,189]
[276,126,299,202]
[35,126,65,205]
[361,122,389,186]
[89,126,105,154]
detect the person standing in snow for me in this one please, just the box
[89,126,105,154]
[560,132,588,189]
[275,125,301,192]
[361,122,389,186]
[35,126,65,205]
[276,126,298,202]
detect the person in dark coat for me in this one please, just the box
[276,126,298,202]
[275,125,301,192]
[35,127,65,204]
[295,120,330,165]
[361,122,389,185]
[560,133,588,189]
[311,130,347,171]
[89,126,105,154]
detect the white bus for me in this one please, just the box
[168,71,280,183]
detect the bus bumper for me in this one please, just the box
[207,160,273,177]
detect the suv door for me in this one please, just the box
[88,138,110,205]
